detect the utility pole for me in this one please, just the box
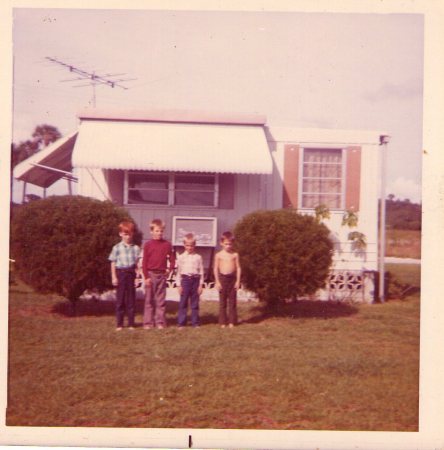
[45,57,136,107]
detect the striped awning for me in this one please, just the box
[13,132,78,188]
[72,119,272,174]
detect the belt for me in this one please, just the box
[116,266,136,273]
[149,269,166,274]
[219,272,236,278]
[181,274,200,279]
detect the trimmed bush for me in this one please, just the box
[234,209,333,306]
[10,195,141,305]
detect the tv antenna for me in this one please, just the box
[45,56,136,107]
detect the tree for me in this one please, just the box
[11,139,38,168]
[384,195,421,230]
[10,195,142,312]
[32,124,62,150]
[11,124,62,170]
[233,209,334,308]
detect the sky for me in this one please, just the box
[10,7,424,203]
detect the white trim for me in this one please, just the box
[168,173,174,206]
[341,147,347,210]
[298,146,346,211]
[214,173,219,208]
[266,126,385,146]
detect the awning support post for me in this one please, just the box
[22,181,27,204]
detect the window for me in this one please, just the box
[301,148,344,209]
[174,174,216,206]
[126,171,218,207]
[127,172,169,205]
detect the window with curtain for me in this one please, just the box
[301,148,344,209]
[126,171,218,206]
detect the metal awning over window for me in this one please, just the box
[72,119,273,174]
[13,132,78,188]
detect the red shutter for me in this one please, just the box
[345,146,361,211]
[282,144,299,208]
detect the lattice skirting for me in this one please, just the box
[320,270,376,303]
[164,270,376,303]
[82,270,376,303]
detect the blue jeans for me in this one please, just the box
[116,269,136,327]
[178,275,200,327]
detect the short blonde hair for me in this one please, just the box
[183,233,196,245]
[150,218,165,231]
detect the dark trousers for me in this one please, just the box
[218,273,238,325]
[116,269,136,327]
[178,275,200,327]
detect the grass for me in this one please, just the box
[7,264,420,431]
[386,229,421,259]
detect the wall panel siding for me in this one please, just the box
[218,173,235,209]
[351,143,379,265]
[106,169,124,204]
[76,168,109,200]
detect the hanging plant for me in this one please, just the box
[348,231,367,250]
[314,204,331,223]
[342,210,359,228]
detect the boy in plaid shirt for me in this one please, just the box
[109,221,141,330]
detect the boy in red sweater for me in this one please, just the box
[142,219,176,329]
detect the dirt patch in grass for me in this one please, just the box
[386,229,421,259]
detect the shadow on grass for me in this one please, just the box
[242,300,359,324]
[51,298,358,324]
[51,299,222,326]
[51,299,175,318]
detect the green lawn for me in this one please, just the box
[7,264,420,431]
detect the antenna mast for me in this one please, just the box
[45,57,136,107]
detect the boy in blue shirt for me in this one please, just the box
[109,221,141,330]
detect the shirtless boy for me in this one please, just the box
[213,231,242,328]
